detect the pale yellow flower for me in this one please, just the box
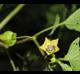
[40,37,59,55]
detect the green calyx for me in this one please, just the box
[0,31,17,47]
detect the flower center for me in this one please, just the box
[46,45,55,52]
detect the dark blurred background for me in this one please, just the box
[0,4,80,71]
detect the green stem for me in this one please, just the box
[17,36,32,44]
[58,58,68,61]
[49,14,60,35]
[6,50,18,71]
[32,37,45,56]
[0,4,25,30]
[0,42,8,48]
[33,22,64,38]
[17,38,32,44]
[48,64,53,71]
[17,36,32,39]
[15,53,25,60]
[17,22,64,44]
[56,59,62,66]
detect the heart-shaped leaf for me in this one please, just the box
[57,61,72,71]
[64,8,80,32]
[64,37,80,71]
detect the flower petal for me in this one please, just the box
[53,46,59,53]
[51,39,59,46]
[40,37,60,55]
[40,37,50,51]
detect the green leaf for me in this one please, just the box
[0,31,17,47]
[46,12,56,25]
[64,8,80,32]
[64,37,80,71]
[57,61,72,71]
[46,4,67,26]
[49,4,67,21]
